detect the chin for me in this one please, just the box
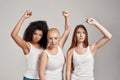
[78,40,84,43]
[51,44,57,47]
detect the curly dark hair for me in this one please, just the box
[23,20,49,49]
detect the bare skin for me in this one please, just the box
[39,10,70,80]
[11,10,42,55]
[66,18,112,80]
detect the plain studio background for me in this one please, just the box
[0,0,120,80]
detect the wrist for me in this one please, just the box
[21,16,27,20]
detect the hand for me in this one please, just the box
[86,18,98,25]
[23,10,32,19]
[62,10,69,17]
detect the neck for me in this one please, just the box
[48,45,57,50]
[30,41,41,48]
[77,43,84,49]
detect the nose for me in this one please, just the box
[80,33,82,37]
[51,39,55,44]
[36,35,40,39]
[36,35,41,40]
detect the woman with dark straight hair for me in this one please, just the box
[66,18,112,80]
[11,10,48,80]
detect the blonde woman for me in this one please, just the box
[39,10,70,80]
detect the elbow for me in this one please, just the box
[108,34,112,40]
[104,33,112,40]
[11,31,17,39]
[65,26,70,32]
[11,32,15,39]
[11,32,14,38]
[66,27,71,33]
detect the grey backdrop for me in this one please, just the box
[0,0,120,80]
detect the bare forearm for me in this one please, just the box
[11,16,26,37]
[63,10,70,33]
[94,22,112,39]
[64,16,70,32]
[11,10,32,37]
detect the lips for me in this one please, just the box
[79,37,83,39]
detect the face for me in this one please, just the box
[47,32,60,47]
[32,29,43,43]
[76,28,86,43]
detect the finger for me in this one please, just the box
[27,11,32,16]
[64,10,67,13]
[63,10,68,14]
[86,19,89,23]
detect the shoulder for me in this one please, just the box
[57,45,63,50]
[67,48,74,57]
[39,50,48,62]
[57,44,63,49]
[40,50,48,58]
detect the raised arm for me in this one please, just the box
[11,10,32,54]
[86,18,112,56]
[38,52,48,80]
[66,49,73,80]
[59,10,70,48]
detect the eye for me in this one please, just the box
[33,33,37,35]
[77,31,80,34]
[55,37,58,40]
[83,31,86,34]
[39,34,42,36]
[49,37,52,40]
